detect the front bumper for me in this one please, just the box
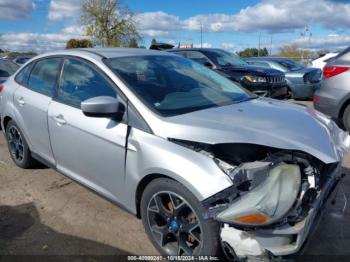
[288,82,320,99]
[221,162,343,258]
[241,82,288,100]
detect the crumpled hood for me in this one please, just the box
[162,98,349,164]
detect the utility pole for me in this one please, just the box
[258,32,261,56]
[269,35,273,56]
[200,23,203,48]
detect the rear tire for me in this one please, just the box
[140,178,221,256]
[5,120,35,168]
[343,105,350,131]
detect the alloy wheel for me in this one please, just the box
[147,191,203,256]
[7,126,25,163]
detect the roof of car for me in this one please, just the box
[167,48,222,52]
[79,48,174,58]
[36,48,177,60]
[245,57,291,62]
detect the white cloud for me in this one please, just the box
[0,27,88,52]
[138,30,170,38]
[0,0,34,20]
[48,0,82,20]
[292,34,350,50]
[193,42,212,48]
[221,42,235,51]
[135,0,350,36]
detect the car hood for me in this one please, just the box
[162,98,349,164]
[220,65,284,77]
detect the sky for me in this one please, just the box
[0,0,350,53]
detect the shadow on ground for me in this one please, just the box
[0,203,131,261]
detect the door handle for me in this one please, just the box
[54,115,67,125]
[17,97,25,106]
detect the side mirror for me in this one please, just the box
[81,96,124,117]
[203,61,213,68]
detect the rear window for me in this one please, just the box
[332,46,350,60]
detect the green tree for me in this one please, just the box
[65,38,93,49]
[151,38,157,45]
[81,0,140,47]
[128,37,138,48]
[238,47,269,57]
[277,44,310,60]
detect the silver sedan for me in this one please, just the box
[0,48,349,260]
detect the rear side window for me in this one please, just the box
[15,62,33,86]
[57,58,116,108]
[27,58,61,97]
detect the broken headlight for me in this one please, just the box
[216,164,301,226]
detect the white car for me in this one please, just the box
[311,53,338,69]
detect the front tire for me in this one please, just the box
[140,178,221,256]
[343,105,350,131]
[5,120,35,168]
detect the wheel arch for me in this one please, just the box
[339,96,350,120]
[135,173,173,218]
[2,115,13,131]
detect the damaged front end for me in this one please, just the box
[170,139,346,260]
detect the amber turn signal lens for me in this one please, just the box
[233,213,270,225]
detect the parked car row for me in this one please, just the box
[156,45,322,100]
[245,57,321,99]
[0,48,349,261]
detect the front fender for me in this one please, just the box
[123,128,233,214]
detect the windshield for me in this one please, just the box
[106,55,251,116]
[204,49,248,67]
[278,59,305,71]
[0,60,19,77]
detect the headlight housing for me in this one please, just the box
[216,164,301,226]
[242,75,267,83]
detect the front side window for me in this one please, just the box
[27,58,61,97]
[57,59,116,108]
[106,55,251,116]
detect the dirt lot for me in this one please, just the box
[0,101,350,260]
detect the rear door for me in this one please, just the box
[48,57,128,202]
[13,57,62,165]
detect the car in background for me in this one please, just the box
[1,48,349,260]
[167,48,288,99]
[0,59,19,84]
[314,47,350,130]
[312,53,338,70]
[245,57,321,99]
[13,56,33,65]
[0,59,20,129]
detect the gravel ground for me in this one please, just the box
[0,101,349,261]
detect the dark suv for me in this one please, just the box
[167,48,287,99]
